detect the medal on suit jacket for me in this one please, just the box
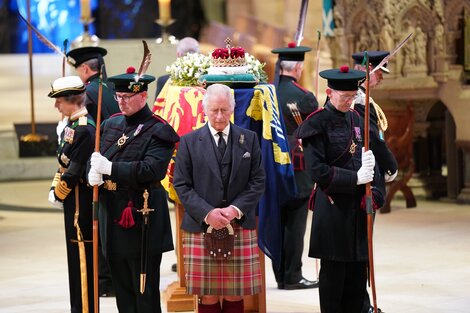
[350,127,362,155]
[117,133,129,147]
[63,127,75,144]
[134,124,144,136]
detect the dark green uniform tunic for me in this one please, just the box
[98,105,179,313]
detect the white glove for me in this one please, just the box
[90,152,112,175]
[385,170,398,182]
[357,148,375,185]
[361,147,375,169]
[88,169,104,186]
[48,190,64,209]
[56,117,68,143]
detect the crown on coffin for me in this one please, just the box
[211,38,247,67]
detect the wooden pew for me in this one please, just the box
[382,106,417,213]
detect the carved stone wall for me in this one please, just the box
[330,0,470,201]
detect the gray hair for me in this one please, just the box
[176,37,200,56]
[280,60,302,72]
[202,84,235,112]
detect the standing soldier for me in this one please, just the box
[47,76,96,313]
[66,46,121,122]
[66,45,121,296]
[88,66,179,313]
[352,50,398,183]
[296,66,385,313]
[352,51,398,313]
[270,43,319,290]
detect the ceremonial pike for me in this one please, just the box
[371,32,413,74]
[92,64,105,312]
[294,0,309,46]
[364,51,378,313]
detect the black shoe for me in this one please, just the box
[277,282,285,289]
[284,277,319,290]
[171,263,177,272]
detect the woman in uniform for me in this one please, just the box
[47,75,96,313]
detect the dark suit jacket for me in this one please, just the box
[173,123,265,232]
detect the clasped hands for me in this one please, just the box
[88,152,112,186]
[206,207,238,230]
[357,147,376,185]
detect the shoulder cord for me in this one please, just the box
[371,101,388,132]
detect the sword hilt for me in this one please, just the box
[138,189,154,217]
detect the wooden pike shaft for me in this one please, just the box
[92,66,104,313]
[364,52,378,313]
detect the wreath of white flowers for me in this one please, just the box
[167,52,268,87]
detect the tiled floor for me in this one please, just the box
[1,180,470,313]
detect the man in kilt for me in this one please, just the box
[173,84,265,313]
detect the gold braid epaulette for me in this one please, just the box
[371,101,388,132]
[51,172,61,188]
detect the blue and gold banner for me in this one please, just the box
[234,84,296,267]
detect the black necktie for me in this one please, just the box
[217,132,226,156]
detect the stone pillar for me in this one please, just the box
[425,118,447,199]
[457,142,470,203]
[445,110,460,199]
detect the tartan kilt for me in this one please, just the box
[182,223,261,296]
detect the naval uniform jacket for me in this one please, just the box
[295,102,385,262]
[97,105,179,259]
[277,75,318,198]
[174,123,265,233]
[85,73,120,122]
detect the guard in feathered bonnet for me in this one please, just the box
[87,63,179,313]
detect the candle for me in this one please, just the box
[158,0,171,21]
[80,0,91,20]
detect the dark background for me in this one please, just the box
[1,0,206,54]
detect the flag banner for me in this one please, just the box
[234,84,297,267]
[153,85,206,201]
[323,0,335,37]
